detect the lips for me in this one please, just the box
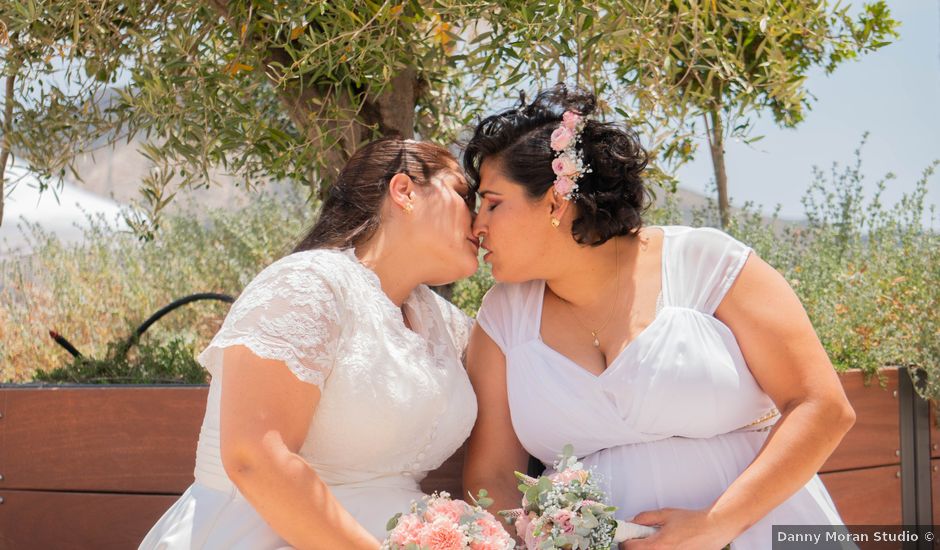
[466,236,481,254]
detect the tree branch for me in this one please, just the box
[0,60,18,228]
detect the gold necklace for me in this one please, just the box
[562,239,621,348]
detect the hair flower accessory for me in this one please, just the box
[550,111,590,201]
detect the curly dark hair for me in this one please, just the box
[463,84,651,246]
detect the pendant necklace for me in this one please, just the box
[562,239,621,348]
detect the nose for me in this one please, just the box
[472,212,486,239]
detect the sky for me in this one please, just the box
[674,0,940,224]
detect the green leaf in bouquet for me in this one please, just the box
[385,512,402,531]
[471,488,494,509]
[580,509,599,529]
[524,485,542,511]
[558,444,575,470]
[575,523,593,537]
[514,471,539,486]
[562,492,580,506]
[570,534,590,548]
[536,476,553,493]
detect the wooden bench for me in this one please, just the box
[1,368,935,548]
[0,385,466,549]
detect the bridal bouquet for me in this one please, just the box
[382,491,515,550]
[502,445,656,549]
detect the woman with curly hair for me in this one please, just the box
[462,86,854,549]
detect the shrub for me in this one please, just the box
[0,185,316,382]
[34,334,208,384]
[4,143,936,403]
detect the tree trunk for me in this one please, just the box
[253,55,417,194]
[205,1,418,193]
[0,69,17,228]
[705,109,730,229]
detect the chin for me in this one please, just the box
[489,261,534,284]
[427,258,478,286]
[454,256,481,280]
[489,263,513,283]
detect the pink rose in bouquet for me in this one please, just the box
[421,517,466,550]
[383,491,515,550]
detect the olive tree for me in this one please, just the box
[0,1,897,232]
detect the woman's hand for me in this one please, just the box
[619,507,735,550]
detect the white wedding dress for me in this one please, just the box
[140,248,478,549]
[476,226,845,549]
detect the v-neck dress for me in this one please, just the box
[476,226,844,549]
[141,248,478,549]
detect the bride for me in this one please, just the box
[141,138,481,549]
[461,86,855,549]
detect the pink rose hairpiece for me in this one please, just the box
[550,110,590,201]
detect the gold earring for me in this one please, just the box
[551,217,560,228]
[403,203,414,214]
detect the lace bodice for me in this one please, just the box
[195,248,478,487]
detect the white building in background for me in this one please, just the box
[0,161,127,259]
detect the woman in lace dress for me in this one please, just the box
[141,139,481,549]
[461,86,856,549]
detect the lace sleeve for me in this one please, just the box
[197,252,343,387]
[433,292,475,364]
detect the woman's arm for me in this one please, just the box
[463,324,531,535]
[628,254,856,549]
[219,345,380,550]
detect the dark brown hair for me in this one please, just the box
[463,84,650,246]
[293,138,459,252]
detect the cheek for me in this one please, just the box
[455,201,471,226]
[490,208,549,263]
[494,204,540,238]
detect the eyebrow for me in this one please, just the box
[478,190,502,198]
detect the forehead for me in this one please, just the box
[433,165,468,188]
[477,158,513,192]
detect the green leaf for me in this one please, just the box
[501,72,525,86]
[386,512,402,531]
